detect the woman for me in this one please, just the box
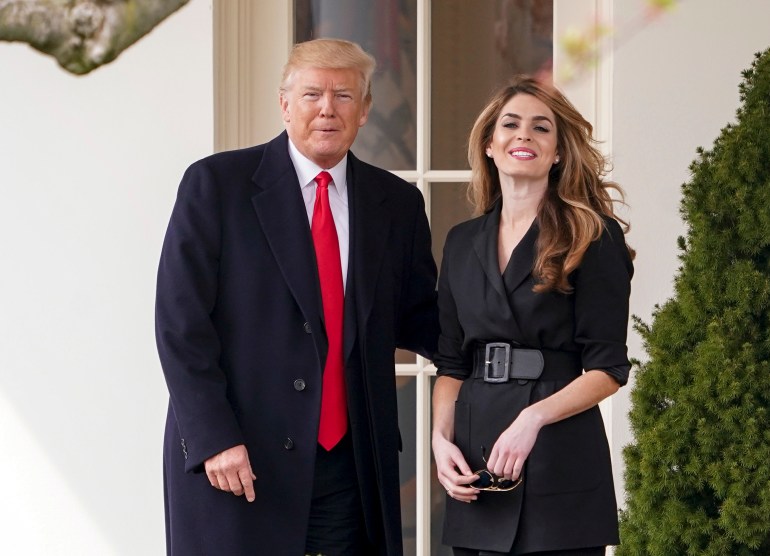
[432,75,634,556]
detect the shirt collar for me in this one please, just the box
[287,139,348,195]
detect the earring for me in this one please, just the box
[486,150,492,158]
[554,156,560,164]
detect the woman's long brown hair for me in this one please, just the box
[467,75,634,293]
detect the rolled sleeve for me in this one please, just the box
[572,218,634,379]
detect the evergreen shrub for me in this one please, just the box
[618,48,770,556]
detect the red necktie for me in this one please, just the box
[311,171,347,450]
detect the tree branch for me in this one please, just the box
[0,0,190,75]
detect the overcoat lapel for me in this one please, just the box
[348,153,389,355]
[250,133,324,353]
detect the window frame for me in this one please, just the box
[212,2,614,553]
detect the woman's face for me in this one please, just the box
[486,93,559,186]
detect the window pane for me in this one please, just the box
[430,376,454,555]
[430,182,475,270]
[431,0,554,170]
[396,348,417,364]
[294,0,418,170]
[396,375,417,556]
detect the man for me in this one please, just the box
[156,38,438,555]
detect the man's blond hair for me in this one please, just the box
[280,38,376,105]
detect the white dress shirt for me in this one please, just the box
[287,139,350,291]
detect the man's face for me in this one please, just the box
[280,67,370,168]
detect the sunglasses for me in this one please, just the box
[470,446,523,492]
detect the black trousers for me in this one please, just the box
[453,548,605,556]
[305,433,368,556]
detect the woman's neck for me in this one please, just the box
[498,176,547,228]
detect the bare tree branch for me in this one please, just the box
[0,0,190,75]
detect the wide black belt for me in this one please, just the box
[472,342,582,383]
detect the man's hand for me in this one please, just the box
[204,444,257,502]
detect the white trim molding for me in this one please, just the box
[213,0,292,152]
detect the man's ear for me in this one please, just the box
[358,101,371,127]
[279,94,290,123]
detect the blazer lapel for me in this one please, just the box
[502,220,538,293]
[472,202,508,301]
[250,133,323,342]
[472,201,532,343]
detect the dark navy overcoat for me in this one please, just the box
[156,132,438,556]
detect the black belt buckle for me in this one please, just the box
[484,342,511,383]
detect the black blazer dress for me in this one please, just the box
[434,201,633,554]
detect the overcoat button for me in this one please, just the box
[293,379,306,391]
[284,438,294,450]
[303,322,312,334]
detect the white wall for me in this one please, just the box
[603,0,770,507]
[0,1,213,554]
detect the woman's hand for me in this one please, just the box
[486,407,544,480]
[432,435,479,503]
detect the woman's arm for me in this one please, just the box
[486,370,619,480]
